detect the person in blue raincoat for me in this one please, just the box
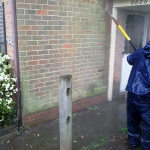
[126,41,150,150]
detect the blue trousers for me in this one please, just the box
[127,92,150,150]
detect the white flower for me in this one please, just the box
[0,59,2,64]
[6,98,12,104]
[0,54,16,124]
[3,55,10,60]
[7,106,11,109]
[5,83,10,91]
[12,78,17,82]
[10,86,14,90]
[0,119,4,122]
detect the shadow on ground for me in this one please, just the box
[0,99,142,150]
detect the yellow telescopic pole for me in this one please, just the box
[118,25,130,41]
[111,17,137,50]
[105,0,137,50]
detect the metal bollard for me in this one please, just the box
[59,75,72,150]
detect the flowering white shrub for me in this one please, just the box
[0,54,17,128]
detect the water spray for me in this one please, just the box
[105,0,137,50]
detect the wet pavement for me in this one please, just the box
[0,99,142,150]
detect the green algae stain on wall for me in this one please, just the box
[72,86,107,102]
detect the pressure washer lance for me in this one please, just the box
[105,3,137,50]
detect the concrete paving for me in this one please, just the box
[0,99,142,150]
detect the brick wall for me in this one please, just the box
[16,0,110,126]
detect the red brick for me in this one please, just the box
[43,5,54,10]
[39,60,49,64]
[74,100,83,106]
[64,53,72,57]
[28,60,38,65]
[34,74,44,79]
[28,88,40,94]
[63,44,72,48]
[82,0,90,3]
[49,50,59,54]
[29,113,41,120]
[23,116,30,123]
[91,1,95,4]
[63,35,72,39]
[35,91,45,97]
[49,40,58,44]
[32,26,42,30]
[25,117,45,127]
[97,43,104,46]
[58,57,68,62]
[34,83,44,88]
[45,114,52,121]
[37,10,47,15]
[21,26,32,30]
[72,106,81,112]
[50,107,59,114]
[67,48,77,53]
[84,30,92,33]
[50,112,59,120]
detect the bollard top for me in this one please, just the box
[60,74,72,81]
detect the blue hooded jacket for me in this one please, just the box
[126,41,150,96]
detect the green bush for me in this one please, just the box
[0,54,17,129]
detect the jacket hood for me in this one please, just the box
[144,41,150,57]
